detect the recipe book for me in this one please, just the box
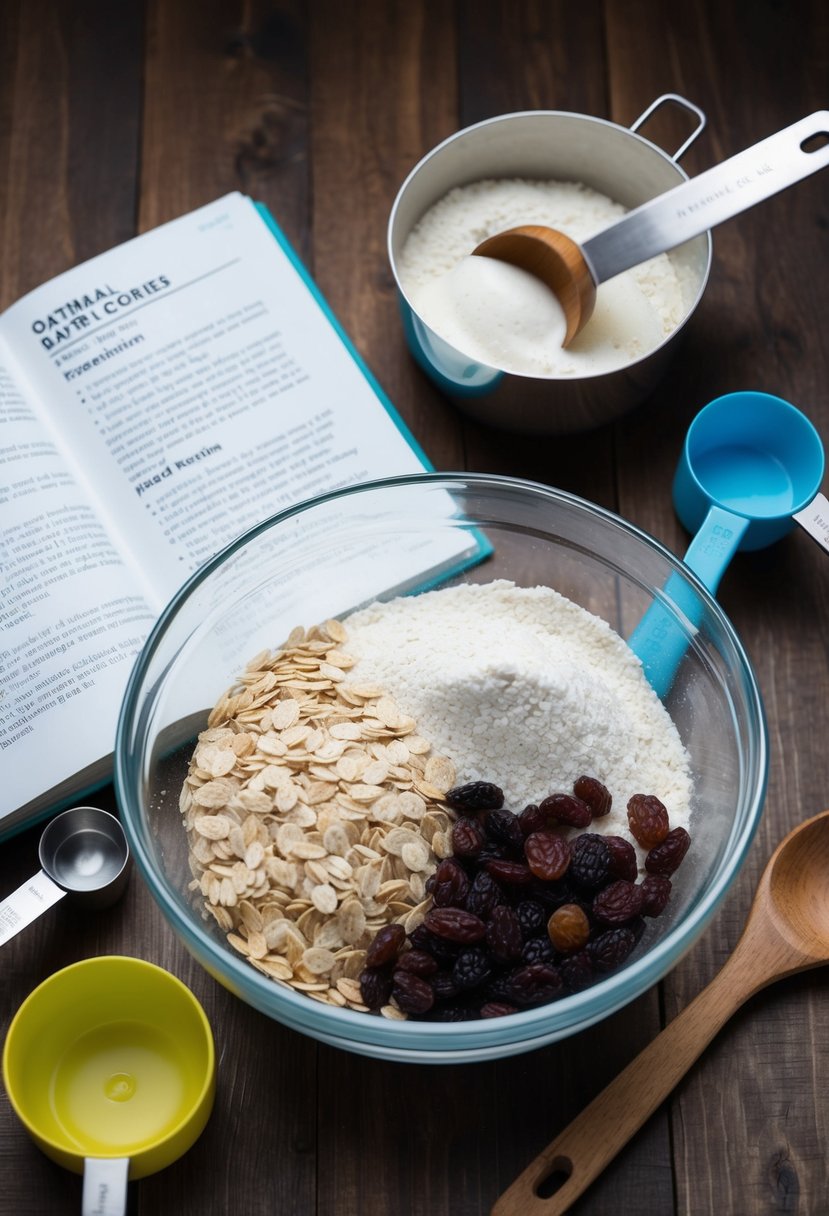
[0,192,481,839]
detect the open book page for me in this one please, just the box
[0,194,478,833]
[0,193,434,608]
[0,358,155,821]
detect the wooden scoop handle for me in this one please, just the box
[491,937,775,1215]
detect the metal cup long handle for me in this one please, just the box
[582,111,829,284]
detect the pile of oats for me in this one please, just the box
[180,618,456,1015]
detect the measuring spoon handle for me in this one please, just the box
[0,869,66,946]
[491,928,780,1216]
[583,111,829,284]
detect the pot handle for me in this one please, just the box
[629,92,707,162]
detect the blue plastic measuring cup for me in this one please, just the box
[631,391,828,696]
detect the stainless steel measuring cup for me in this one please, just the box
[387,94,712,434]
[630,391,827,697]
[0,807,131,946]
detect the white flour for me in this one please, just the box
[345,581,692,836]
[398,178,689,377]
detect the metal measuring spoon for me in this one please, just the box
[492,807,829,1215]
[630,391,826,698]
[473,111,829,347]
[0,807,131,946]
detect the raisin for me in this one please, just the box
[627,794,670,849]
[484,859,533,886]
[547,903,590,952]
[573,776,612,818]
[525,831,571,881]
[518,803,546,836]
[588,926,637,972]
[515,899,547,938]
[359,967,393,1010]
[592,879,645,925]
[408,923,433,951]
[365,923,406,968]
[430,970,461,1001]
[480,1002,519,1019]
[452,947,494,990]
[465,870,503,919]
[604,834,639,882]
[392,971,434,1014]
[484,809,525,852]
[486,905,523,963]
[526,877,579,911]
[395,949,439,977]
[475,843,510,864]
[431,857,470,908]
[445,781,504,813]
[429,1005,476,1022]
[502,963,563,1007]
[451,816,487,859]
[539,792,593,829]
[521,936,557,965]
[424,907,487,943]
[645,827,691,876]
[408,924,461,965]
[640,874,672,917]
[569,833,612,891]
[559,950,594,992]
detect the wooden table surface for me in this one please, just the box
[2,2,828,1213]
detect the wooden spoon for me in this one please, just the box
[492,808,829,1216]
[473,110,829,347]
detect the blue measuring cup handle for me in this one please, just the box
[679,504,750,594]
[629,505,749,698]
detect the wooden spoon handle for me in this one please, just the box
[491,955,764,1216]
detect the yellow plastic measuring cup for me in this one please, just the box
[3,956,215,1215]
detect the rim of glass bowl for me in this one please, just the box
[115,471,768,1056]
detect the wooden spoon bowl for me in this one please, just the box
[472,226,596,348]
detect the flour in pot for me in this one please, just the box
[345,581,693,834]
[398,178,690,377]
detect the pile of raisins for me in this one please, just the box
[359,777,691,1021]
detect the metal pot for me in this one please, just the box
[387,95,712,435]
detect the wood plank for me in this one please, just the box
[455,0,620,513]
[306,7,489,1216]
[307,0,464,473]
[0,0,142,308]
[141,0,311,258]
[458,0,608,125]
[0,5,141,1207]
[446,5,673,1214]
[136,4,319,1212]
[606,1,829,1212]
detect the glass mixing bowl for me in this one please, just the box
[115,474,767,1063]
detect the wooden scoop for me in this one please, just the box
[473,110,829,347]
[492,808,829,1216]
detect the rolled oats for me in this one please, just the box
[182,615,457,1013]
